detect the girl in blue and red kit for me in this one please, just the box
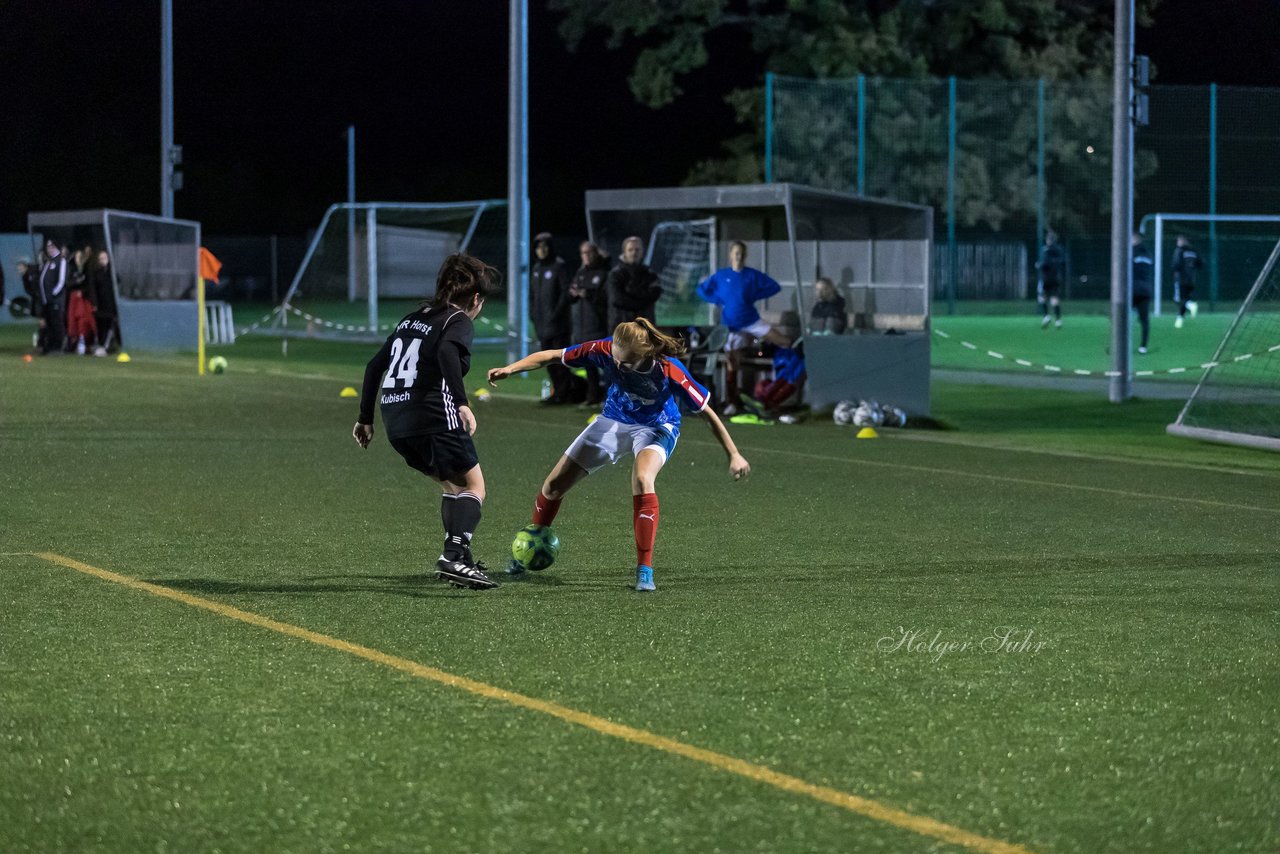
[487,317,751,591]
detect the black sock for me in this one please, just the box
[443,492,482,562]
[440,493,455,535]
[1053,303,1062,320]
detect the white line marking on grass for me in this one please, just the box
[27,551,1036,854]
[881,431,1280,480]
[489,414,1280,498]
[745,446,1280,514]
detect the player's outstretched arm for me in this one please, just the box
[487,349,565,386]
[700,407,751,481]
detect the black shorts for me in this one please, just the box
[1039,281,1061,297]
[390,430,478,481]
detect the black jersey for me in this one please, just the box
[359,305,473,438]
[1037,242,1066,286]
[1172,245,1201,284]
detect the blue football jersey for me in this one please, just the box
[562,339,709,427]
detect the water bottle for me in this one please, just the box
[540,379,552,401]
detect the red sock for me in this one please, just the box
[532,491,562,527]
[632,493,659,567]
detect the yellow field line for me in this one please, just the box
[31,550,1032,854]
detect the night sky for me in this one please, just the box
[2,0,1277,240]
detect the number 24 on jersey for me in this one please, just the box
[381,337,422,389]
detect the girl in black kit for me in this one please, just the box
[353,253,500,589]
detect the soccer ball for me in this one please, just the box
[208,355,228,374]
[881,405,908,428]
[852,400,885,428]
[511,524,560,571]
[832,400,857,425]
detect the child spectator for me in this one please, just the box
[90,250,119,354]
[810,276,847,335]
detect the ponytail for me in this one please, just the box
[426,253,501,309]
[614,316,687,360]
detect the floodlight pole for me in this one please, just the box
[507,0,530,363]
[347,125,357,303]
[160,0,175,218]
[1109,0,1134,403]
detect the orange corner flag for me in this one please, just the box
[199,247,223,284]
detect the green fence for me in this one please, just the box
[767,74,1280,312]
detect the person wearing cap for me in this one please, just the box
[530,232,577,404]
[37,238,70,354]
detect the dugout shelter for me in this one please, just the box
[585,183,933,414]
[28,209,201,351]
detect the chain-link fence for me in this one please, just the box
[768,74,1280,312]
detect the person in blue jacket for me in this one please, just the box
[697,241,791,414]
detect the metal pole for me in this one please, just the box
[1036,78,1046,250]
[946,76,957,316]
[160,0,174,218]
[367,207,378,331]
[1153,215,1163,316]
[347,125,357,303]
[270,234,278,304]
[1109,0,1134,402]
[1208,82,1219,311]
[764,72,775,184]
[507,0,529,362]
[856,74,866,195]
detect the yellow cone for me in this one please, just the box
[116,352,131,363]
[856,426,879,439]
[339,386,358,398]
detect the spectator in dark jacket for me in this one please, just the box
[568,241,611,405]
[38,239,69,354]
[90,250,120,354]
[606,235,662,331]
[530,232,577,404]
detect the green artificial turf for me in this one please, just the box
[929,313,1241,377]
[1,322,1277,853]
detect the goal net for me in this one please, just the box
[644,218,716,326]
[1167,237,1280,451]
[1146,214,1280,315]
[264,201,506,341]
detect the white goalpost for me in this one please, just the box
[1167,235,1280,452]
[262,201,508,344]
[644,217,717,326]
[1142,213,1280,316]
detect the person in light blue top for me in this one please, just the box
[696,240,792,413]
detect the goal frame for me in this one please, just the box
[1166,236,1280,452]
[276,200,506,340]
[1141,213,1280,316]
[644,217,718,326]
